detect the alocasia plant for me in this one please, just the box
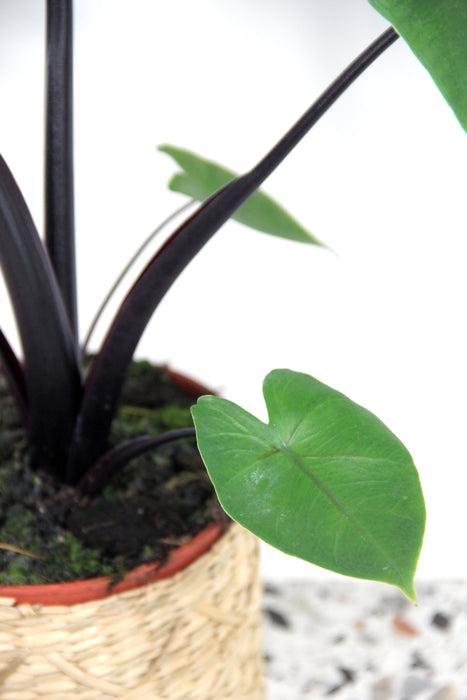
[1,0,463,598]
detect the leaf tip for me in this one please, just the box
[397,577,417,604]
[157,144,179,160]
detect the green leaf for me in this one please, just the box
[158,144,326,246]
[368,0,467,132]
[192,369,425,600]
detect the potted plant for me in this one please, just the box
[0,0,463,697]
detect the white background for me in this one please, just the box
[0,0,466,583]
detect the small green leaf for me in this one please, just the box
[158,144,325,246]
[368,0,467,132]
[192,369,425,600]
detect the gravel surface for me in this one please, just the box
[263,579,467,699]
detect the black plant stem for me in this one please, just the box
[45,0,78,338]
[250,27,398,185]
[0,155,82,476]
[77,428,197,497]
[69,27,399,481]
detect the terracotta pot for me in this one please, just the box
[0,368,265,699]
[0,521,225,606]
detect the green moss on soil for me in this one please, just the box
[0,362,224,586]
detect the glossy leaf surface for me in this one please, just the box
[192,369,425,599]
[368,0,467,131]
[158,145,324,246]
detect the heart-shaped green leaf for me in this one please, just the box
[192,369,425,600]
[158,145,325,246]
[368,0,467,132]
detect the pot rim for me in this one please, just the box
[0,521,225,606]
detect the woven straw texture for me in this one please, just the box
[0,523,264,699]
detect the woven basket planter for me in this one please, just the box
[0,522,264,699]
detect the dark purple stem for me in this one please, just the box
[68,27,399,481]
[78,428,197,497]
[45,0,77,338]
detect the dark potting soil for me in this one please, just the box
[0,361,226,585]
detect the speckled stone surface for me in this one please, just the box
[263,580,467,699]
